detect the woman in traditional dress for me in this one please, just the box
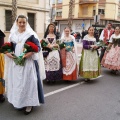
[60,27,78,81]
[0,30,5,102]
[4,15,45,115]
[43,23,62,83]
[79,26,101,82]
[101,26,120,74]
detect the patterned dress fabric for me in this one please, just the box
[61,36,78,81]
[101,34,120,70]
[44,36,62,81]
[79,35,101,78]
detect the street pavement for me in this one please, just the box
[0,67,120,120]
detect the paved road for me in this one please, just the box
[0,67,120,120]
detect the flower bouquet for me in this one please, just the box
[0,42,19,65]
[40,39,51,58]
[0,42,12,53]
[64,41,74,52]
[96,40,106,48]
[0,42,39,66]
[16,42,39,66]
[40,39,48,48]
[59,42,66,49]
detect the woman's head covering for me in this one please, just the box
[61,26,71,39]
[10,15,39,40]
[44,23,57,38]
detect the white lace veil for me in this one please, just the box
[61,30,65,40]
[4,15,46,81]
[10,16,38,39]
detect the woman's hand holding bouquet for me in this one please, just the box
[16,42,39,66]
[0,42,39,66]
[0,42,20,64]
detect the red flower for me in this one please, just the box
[0,42,12,53]
[26,42,38,52]
[2,42,11,47]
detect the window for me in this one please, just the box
[52,0,55,4]
[118,9,120,17]
[98,9,105,15]
[5,10,12,31]
[93,6,96,16]
[56,9,62,17]
[56,12,62,16]
[57,0,62,3]
[28,13,35,30]
[93,10,96,16]
[82,6,88,15]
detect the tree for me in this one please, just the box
[12,0,18,24]
[68,0,74,30]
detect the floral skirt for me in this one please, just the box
[101,45,120,70]
[79,50,101,79]
[62,51,77,81]
[63,66,77,81]
[0,54,5,94]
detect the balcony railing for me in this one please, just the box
[79,0,99,4]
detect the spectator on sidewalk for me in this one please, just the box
[99,23,114,62]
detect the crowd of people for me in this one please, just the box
[0,15,120,115]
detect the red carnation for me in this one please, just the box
[2,42,11,47]
[0,42,12,53]
[25,42,38,52]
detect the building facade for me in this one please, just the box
[0,0,51,41]
[52,0,120,33]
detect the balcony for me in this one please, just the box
[56,16,62,20]
[79,0,98,4]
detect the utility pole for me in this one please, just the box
[68,0,74,30]
[12,0,18,24]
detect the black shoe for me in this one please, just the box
[84,78,91,82]
[0,94,5,103]
[16,107,25,111]
[115,70,119,75]
[46,79,50,84]
[111,70,114,73]
[24,107,33,115]
[111,70,119,75]
[51,80,56,84]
